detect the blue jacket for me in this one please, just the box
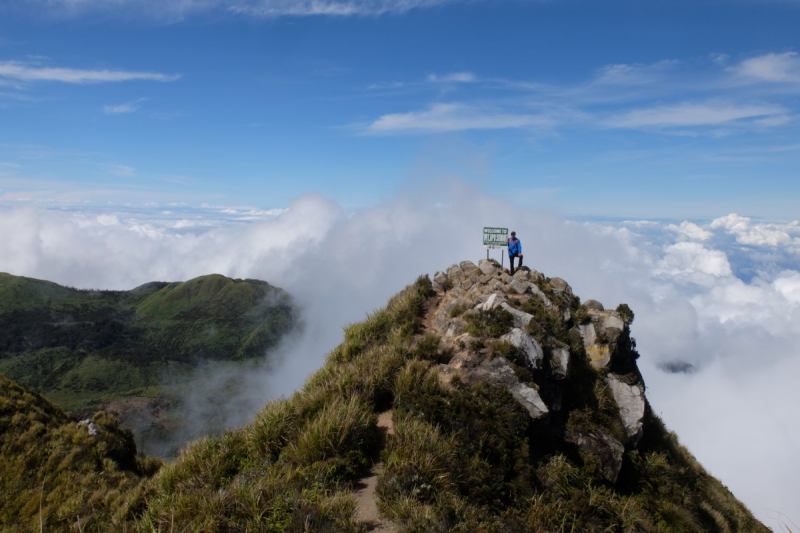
[508,237,522,256]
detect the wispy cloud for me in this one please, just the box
[0,61,180,84]
[603,102,788,129]
[24,0,458,19]
[366,103,553,134]
[731,52,800,84]
[104,98,146,114]
[427,72,476,83]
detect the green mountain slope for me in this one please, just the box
[0,272,297,455]
[123,265,765,532]
[0,264,766,532]
[0,375,160,532]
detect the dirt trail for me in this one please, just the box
[353,410,397,532]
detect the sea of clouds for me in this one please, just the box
[0,178,798,526]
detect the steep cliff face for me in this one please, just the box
[0,263,767,532]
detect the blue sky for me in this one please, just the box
[1,0,799,218]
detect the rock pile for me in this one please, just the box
[428,259,647,483]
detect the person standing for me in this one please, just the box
[508,231,523,274]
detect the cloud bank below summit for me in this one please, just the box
[0,182,798,524]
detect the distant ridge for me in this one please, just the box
[0,272,297,453]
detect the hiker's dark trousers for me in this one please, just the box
[509,254,523,274]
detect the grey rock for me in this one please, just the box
[605,375,646,443]
[478,273,493,285]
[478,259,499,276]
[460,260,480,275]
[584,299,604,311]
[513,269,529,281]
[550,346,570,379]
[577,322,597,346]
[550,277,572,295]
[475,293,505,312]
[603,314,625,331]
[77,419,98,436]
[528,269,544,281]
[500,272,513,284]
[563,306,571,322]
[509,278,531,295]
[530,284,553,308]
[500,303,535,328]
[446,319,466,337]
[444,298,467,316]
[500,327,544,369]
[467,357,518,388]
[566,429,624,483]
[489,279,506,292]
[510,383,549,419]
[461,279,474,291]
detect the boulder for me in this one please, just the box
[530,284,553,308]
[563,306,571,322]
[550,346,570,379]
[467,357,519,388]
[603,314,625,331]
[499,303,535,328]
[584,299,604,311]
[566,429,624,483]
[478,259,499,276]
[479,273,493,285]
[499,328,544,369]
[509,278,531,295]
[550,277,572,295]
[432,271,448,292]
[528,269,544,281]
[513,270,529,281]
[475,293,505,312]
[458,261,478,276]
[510,383,549,420]
[500,272,513,284]
[605,375,646,443]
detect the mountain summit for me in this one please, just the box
[0,261,766,532]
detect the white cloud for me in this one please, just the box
[427,72,476,83]
[104,98,146,114]
[0,188,798,523]
[711,213,800,248]
[665,221,713,241]
[0,61,180,84]
[367,103,551,133]
[732,52,800,84]
[604,102,788,129]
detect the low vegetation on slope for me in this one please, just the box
[0,375,160,532]
[0,265,766,532]
[0,272,297,453]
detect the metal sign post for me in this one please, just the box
[483,227,508,268]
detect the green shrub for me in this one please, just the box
[465,308,514,338]
[616,303,635,325]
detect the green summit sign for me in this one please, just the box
[483,227,509,248]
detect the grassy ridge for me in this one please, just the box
[0,272,766,532]
[0,272,296,413]
[124,275,764,532]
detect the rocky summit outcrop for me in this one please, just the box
[429,258,647,480]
